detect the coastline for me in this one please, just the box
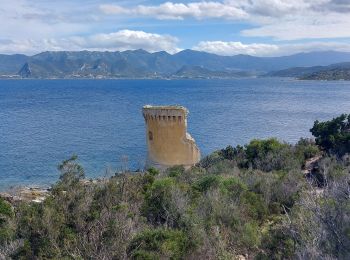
[0,177,115,203]
[0,186,51,203]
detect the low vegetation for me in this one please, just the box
[1,114,350,259]
[300,68,350,80]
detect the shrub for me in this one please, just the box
[245,138,296,171]
[147,167,159,176]
[220,177,248,197]
[241,191,268,221]
[295,138,320,161]
[142,178,177,225]
[199,151,224,169]
[193,175,222,193]
[0,198,13,218]
[167,165,185,178]
[127,229,191,259]
[240,221,261,249]
[310,114,350,155]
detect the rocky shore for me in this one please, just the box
[0,186,51,203]
[0,178,112,203]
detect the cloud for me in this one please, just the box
[100,2,248,20]
[240,1,350,40]
[193,40,350,57]
[0,39,69,54]
[313,0,350,12]
[1,0,350,55]
[70,30,180,53]
[0,0,90,41]
[242,17,350,40]
[230,0,312,17]
[2,34,350,57]
[193,41,279,56]
[99,0,343,20]
[0,30,180,54]
[100,1,350,40]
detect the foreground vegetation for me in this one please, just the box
[1,114,350,259]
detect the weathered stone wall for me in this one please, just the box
[142,105,200,169]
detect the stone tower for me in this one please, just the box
[142,105,200,169]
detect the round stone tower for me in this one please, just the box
[142,105,200,169]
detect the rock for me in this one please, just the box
[18,62,32,78]
[1,186,50,203]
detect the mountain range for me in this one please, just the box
[1,49,350,79]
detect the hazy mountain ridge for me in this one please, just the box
[2,50,350,79]
[267,62,350,80]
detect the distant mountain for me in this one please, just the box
[300,67,350,81]
[267,62,350,80]
[173,65,254,79]
[0,54,28,75]
[1,50,350,79]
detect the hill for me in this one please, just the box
[300,67,350,80]
[1,50,350,79]
[267,62,350,80]
[1,114,350,259]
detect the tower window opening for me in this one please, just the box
[148,131,153,141]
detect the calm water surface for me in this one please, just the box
[1,78,350,190]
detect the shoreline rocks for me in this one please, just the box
[0,186,50,203]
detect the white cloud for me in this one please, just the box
[99,0,338,21]
[0,39,65,54]
[242,12,350,40]
[100,0,350,40]
[0,30,180,55]
[0,0,91,42]
[193,40,350,57]
[100,2,248,20]
[70,30,180,53]
[1,0,350,54]
[193,41,279,56]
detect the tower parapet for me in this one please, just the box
[142,105,200,169]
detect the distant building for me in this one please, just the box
[142,105,200,169]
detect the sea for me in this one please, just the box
[1,78,350,190]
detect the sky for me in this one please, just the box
[1,0,350,56]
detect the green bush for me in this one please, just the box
[216,138,303,172]
[127,229,191,259]
[245,138,296,171]
[220,177,248,197]
[193,175,222,193]
[240,221,261,249]
[142,178,176,225]
[259,226,295,260]
[199,151,224,169]
[0,198,13,218]
[295,138,320,161]
[311,114,350,155]
[147,167,159,176]
[167,165,185,178]
[241,191,268,221]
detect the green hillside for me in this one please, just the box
[1,114,350,259]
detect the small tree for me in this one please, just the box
[310,114,350,155]
[56,155,85,189]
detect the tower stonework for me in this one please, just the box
[142,105,200,169]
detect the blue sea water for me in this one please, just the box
[1,78,350,190]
